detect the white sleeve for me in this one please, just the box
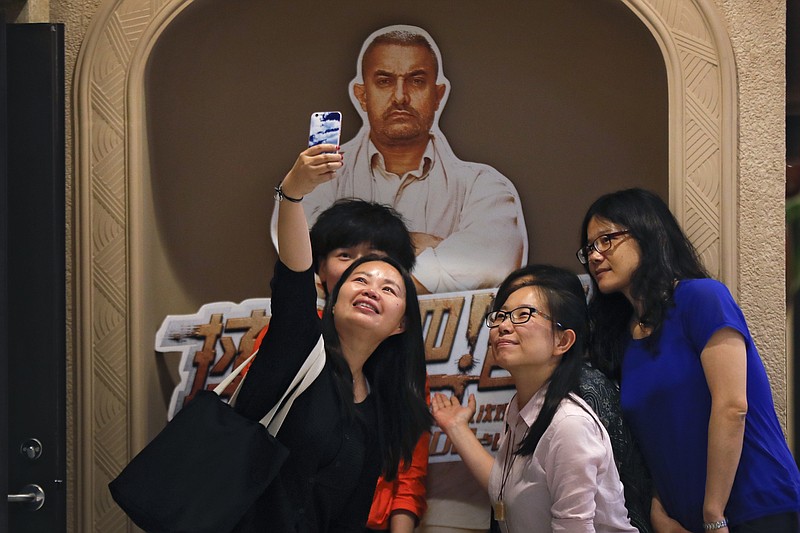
[545,413,606,533]
[413,169,527,292]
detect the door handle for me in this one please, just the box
[8,484,45,510]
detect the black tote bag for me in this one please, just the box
[108,389,289,533]
[109,336,326,533]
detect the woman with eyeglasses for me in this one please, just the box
[579,188,800,533]
[431,264,637,533]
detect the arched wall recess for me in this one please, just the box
[73,0,737,529]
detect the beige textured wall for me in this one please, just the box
[11,0,788,530]
[56,0,103,529]
[713,0,788,422]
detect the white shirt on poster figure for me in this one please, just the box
[269,25,528,531]
[270,24,528,295]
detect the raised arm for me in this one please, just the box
[276,144,342,271]
[430,393,494,490]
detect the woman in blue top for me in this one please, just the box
[577,188,800,533]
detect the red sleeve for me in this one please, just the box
[367,379,431,529]
[240,325,269,377]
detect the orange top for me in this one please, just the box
[366,380,430,530]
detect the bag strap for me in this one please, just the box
[213,351,258,397]
[263,335,326,436]
[212,334,326,436]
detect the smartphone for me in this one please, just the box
[308,111,342,148]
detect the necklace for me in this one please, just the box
[494,422,526,522]
[352,375,370,402]
[632,314,650,331]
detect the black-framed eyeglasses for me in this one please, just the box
[576,230,631,265]
[485,306,562,329]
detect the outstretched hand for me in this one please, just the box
[275,144,341,272]
[280,144,343,199]
[431,392,476,434]
[430,392,493,489]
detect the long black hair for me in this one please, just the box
[579,188,709,380]
[322,254,431,480]
[491,264,590,456]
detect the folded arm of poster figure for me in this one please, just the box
[412,172,527,293]
[269,169,527,293]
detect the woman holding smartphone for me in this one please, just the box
[232,144,431,532]
[431,264,636,533]
[578,188,800,532]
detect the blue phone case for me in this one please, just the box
[308,111,342,147]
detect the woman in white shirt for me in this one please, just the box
[431,265,636,533]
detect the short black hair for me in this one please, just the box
[362,29,439,78]
[310,199,416,274]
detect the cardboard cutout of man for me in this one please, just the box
[271,25,528,296]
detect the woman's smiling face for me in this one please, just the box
[489,286,559,372]
[333,260,407,339]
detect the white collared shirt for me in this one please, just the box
[368,139,435,209]
[281,129,528,293]
[488,388,637,533]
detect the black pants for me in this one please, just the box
[730,511,799,533]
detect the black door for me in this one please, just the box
[2,22,67,532]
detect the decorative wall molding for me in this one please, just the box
[73,0,737,529]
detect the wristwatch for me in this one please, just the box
[703,518,728,530]
[273,182,303,203]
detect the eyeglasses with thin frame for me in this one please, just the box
[485,306,563,329]
[576,230,631,265]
